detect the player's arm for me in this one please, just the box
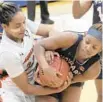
[36,24,54,37]
[12,71,69,95]
[72,0,92,19]
[34,32,78,69]
[71,61,101,83]
[0,52,69,95]
[27,19,54,37]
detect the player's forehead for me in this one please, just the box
[9,11,26,26]
[84,35,101,45]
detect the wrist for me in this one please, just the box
[39,62,49,75]
[71,78,75,84]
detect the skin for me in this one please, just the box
[72,0,92,19]
[73,1,102,102]
[2,12,26,42]
[1,11,71,95]
[34,31,101,102]
[2,12,54,42]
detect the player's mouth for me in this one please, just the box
[19,32,24,35]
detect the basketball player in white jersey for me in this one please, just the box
[0,2,70,102]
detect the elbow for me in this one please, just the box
[73,14,82,19]
[22,89,32,95]
[74,16,81,19]
[72,11,82,19]
[23,90,29,95]
[20,88,30,95]
[19,85,32,95]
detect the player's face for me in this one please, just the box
[78,34,102,59]
[3,11,26,41]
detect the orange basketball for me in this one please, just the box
[36,56,70,88]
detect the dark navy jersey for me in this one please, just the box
[92,0,103,24]
[56,34,100,76]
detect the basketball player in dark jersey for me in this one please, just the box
[34,23,102,102]
[72,1,102,102]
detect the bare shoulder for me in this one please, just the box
[47,32,78,47]
[56,31,78,40]
[60,32,79,47]
[37,31,79,50]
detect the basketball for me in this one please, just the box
[35,55,70,88]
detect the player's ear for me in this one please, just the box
[1,24,8,29]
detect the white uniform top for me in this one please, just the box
[0,19,39,92]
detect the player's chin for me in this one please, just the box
[47,82,64,88]
[85,54,93,59]
[19,34,24,39]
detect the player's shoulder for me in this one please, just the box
[0,40,13,53]
[0,43,20,60]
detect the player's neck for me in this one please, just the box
[75,43,86,63]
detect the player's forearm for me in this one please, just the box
[72,1,82,18]
[49,30,62,37]
[71,74,89,84]
[27,84,58,96]
[34,43,49,69]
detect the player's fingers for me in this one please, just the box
[48,81,57,88]
[35,77,45,86]
[39,76,48,86]
[56,71,62,78]
[50,51,55,61]
[57,80,68,91]
[54,52,60,58]
[39,75,53,86]
[68,72,73,79]
[66,76,71,85]
[45,52,53,64]
[34,68,46,86]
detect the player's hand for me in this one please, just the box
[55,76,71,93]
[45,51,60,64]
[68,71,73,79]
[35,66,63,88]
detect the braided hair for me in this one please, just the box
[0,2,21,25]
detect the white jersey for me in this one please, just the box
[0,20,39,92]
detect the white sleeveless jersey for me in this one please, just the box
[0,27,38,92]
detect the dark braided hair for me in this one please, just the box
[0,2,21,25]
